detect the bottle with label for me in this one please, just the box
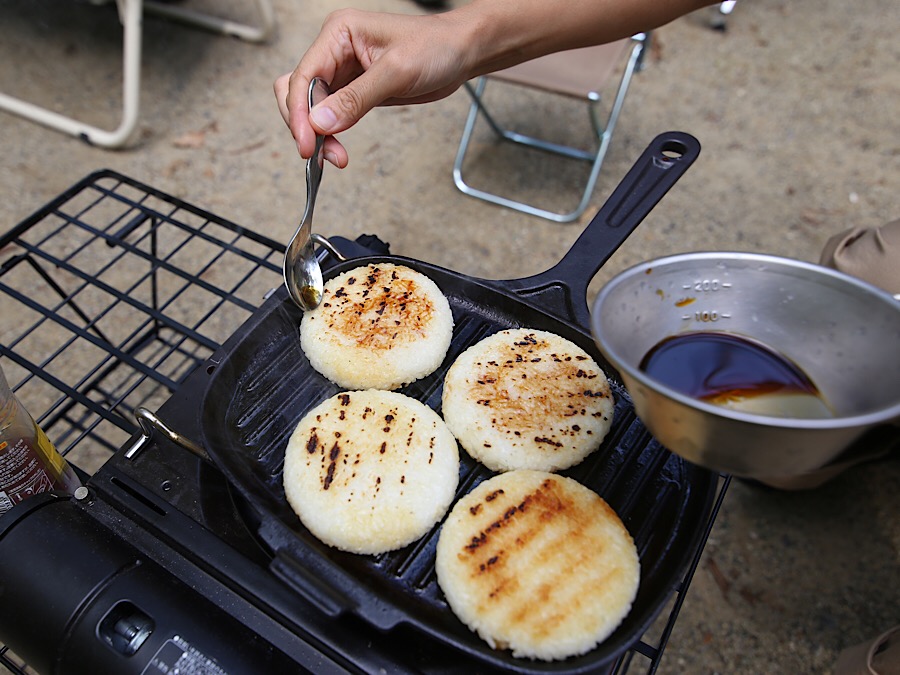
[0,365,82,514]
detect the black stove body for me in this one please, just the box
[0,166,725,675]
[0,400,467,675]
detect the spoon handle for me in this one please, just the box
[303,135,325,228]
[300,77,329,235]
[283,77,331,310]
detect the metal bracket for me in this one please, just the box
[124,406,209,461]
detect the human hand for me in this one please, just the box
[274,8,475,168]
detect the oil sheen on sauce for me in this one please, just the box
[639,331,834,418]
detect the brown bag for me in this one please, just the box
[756,218,900,491]
[834,625,900,675]
[815,224,899,675]
[819,218,900,295]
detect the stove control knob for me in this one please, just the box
[98,601,155,656]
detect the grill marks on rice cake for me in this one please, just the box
[470,333,604,438]
[324,267,435,348]
[442,329,614,472]
[436,471,640,661]
[284,390,459,554]
[462,479,611,629]
[307,393,437,495]
[300,264,453,390]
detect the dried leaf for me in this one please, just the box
[172,130,207,149]
[705,557,731,599]
[172,122,219,150]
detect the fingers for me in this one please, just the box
[285,70,318,159]
[274,70,349,168]
[273,72,292,129]
[273,8,467,166]
[322,136,349,169]
[274,71,310,156]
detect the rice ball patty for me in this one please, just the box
[435,470,640,661]
[283,389,460,555]
[441,328,614,472]
[300,263,453,390]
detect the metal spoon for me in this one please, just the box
[283,77,330,310]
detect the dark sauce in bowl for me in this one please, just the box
[639,332,834,418]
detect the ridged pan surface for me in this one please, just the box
[197,133,717,673]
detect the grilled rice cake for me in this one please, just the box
[435,470,640,661]
[283,389,460,555]
[300,263,453,390]
[441,328,614,472]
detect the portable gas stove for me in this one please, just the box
[0,138,728,675]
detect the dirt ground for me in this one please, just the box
[1,0,898,673]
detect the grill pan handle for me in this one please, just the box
[505,131,701,328]
[265,523,410,630]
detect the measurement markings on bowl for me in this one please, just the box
[683,279,732,292]
[679,278,733,322]
[683,308,733,322]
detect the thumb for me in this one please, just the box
[308,66,400,135]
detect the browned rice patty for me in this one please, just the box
[435,470,640,661]
[300,263,453,390]
[441,328,614,472]
[284,389,459,554]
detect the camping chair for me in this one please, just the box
[710,1,737,30]
[0,0,275,149]
[453,33,648,223]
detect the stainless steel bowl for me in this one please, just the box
[591,252,900,479]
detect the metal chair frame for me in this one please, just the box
[0,0,275,149]
[453,33,648,223]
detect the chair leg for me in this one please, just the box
[710,1,737,30]
[453,38,644,223]
[143,0,276,43]
[453,79,590,223]
[0,0,142,148]
[460,80,594,160]
[576,38,644,213]
[0,0,276,147]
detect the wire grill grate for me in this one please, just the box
[0,170,283,475]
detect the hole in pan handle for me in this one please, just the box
[509,131,701,327]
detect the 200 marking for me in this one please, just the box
[687,279,731,292]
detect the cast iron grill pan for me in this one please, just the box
[197,132,716,673]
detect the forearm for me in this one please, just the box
[276,0,716,163]
[452,0,716,77]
